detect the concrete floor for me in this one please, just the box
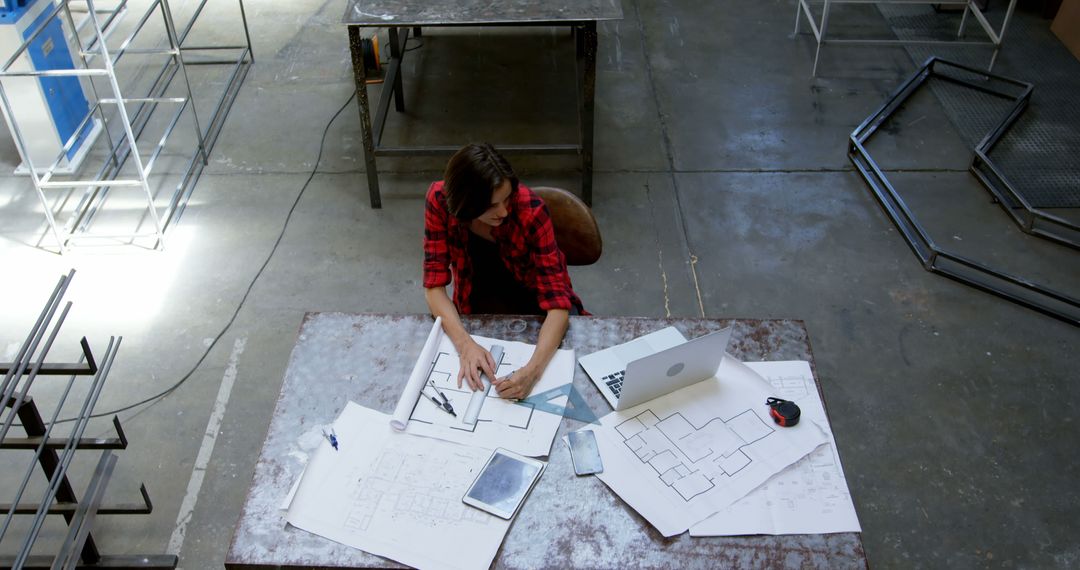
[1,0,1078,568]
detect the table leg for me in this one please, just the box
[575,22,598,206]
[389,27,406,113]
[349,25,381,208]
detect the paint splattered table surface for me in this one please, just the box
[226,313,866,569]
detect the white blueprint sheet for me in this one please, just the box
[690,361,862,536]
[286,402,509,570]
[589,356,828,537]
[393,325,573,457]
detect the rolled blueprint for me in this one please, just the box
[390,317,443,431]
[462,344,504,426]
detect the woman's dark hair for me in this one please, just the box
[443,143,519,220]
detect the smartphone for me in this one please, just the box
[567,430,603,475]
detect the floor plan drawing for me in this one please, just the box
[392,330,575,457]
[591,356,829,537]
[344,447,494,532]
[409,350,536,432]
[689,360,862,536]
[616,408,776,501]
[767,372,811,402]
[287,403,512,570]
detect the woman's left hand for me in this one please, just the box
[493,366,540,400]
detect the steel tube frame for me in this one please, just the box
[37,100,105,187]
[348,21,599,208]
[77,0,132,55]
[0,0,252,252]
[62,1,122,187]
[848,57,1079,326]
[0,336,113,563]
[4,482,153,516]
[1,273,174,568]
[794,0,1018,76]
[0,302,74,443]
[52,450,117,569]
[39,179,145,188]
[12,336,117,568]
[80,0,166,68]
[0,415,125,451]
[0,336,97,377]
[0,272,71,411]
[73,59,188,235]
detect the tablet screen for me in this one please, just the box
[465,451,542,515]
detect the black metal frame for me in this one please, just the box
[0,271,176,568]
[348,22,598,208]
[970,111,1080,250]
[849,57,1079,327]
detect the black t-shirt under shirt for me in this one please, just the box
[467,231,543,315]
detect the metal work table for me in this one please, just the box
[342,0,623,208]
[226,313,866,568]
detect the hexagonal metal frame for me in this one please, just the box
[849,57,1078,327]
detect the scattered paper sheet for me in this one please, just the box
[690,360,861,536]
[286,402,511,570]
[589,356,829,537]
[393,326,574,457]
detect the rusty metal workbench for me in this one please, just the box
[226,314,867,569]
[343,0,623,208]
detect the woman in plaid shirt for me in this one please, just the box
[424,143,586,400]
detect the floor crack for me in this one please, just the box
[645,180,672,317]
[634,0,704,318]
[689,253,704,317]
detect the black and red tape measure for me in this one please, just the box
[766,397,801,427]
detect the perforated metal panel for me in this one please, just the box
[879,4,1080,208]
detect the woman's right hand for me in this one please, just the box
[457,340,496,391]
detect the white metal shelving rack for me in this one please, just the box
[0,0,252,251]
[794,0,1019,76]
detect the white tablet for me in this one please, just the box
[462,448,546,520]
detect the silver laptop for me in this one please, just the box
[579,327,733,410]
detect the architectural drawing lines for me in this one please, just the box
[344,448,493,532]
[408,351,536,432]
[616,408,776,502]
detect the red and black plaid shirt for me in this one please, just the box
[423,181,586,315]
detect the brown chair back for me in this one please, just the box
[532,186,602,266]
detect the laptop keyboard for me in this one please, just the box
[604,370,626,398]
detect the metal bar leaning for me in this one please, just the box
[0,271,176,568]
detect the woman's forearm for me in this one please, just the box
[424,286,471,351]
[426,286,495,390]
[492,308,569,399]
[524,309,569,377]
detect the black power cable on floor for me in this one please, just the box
[51,91,358,424]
